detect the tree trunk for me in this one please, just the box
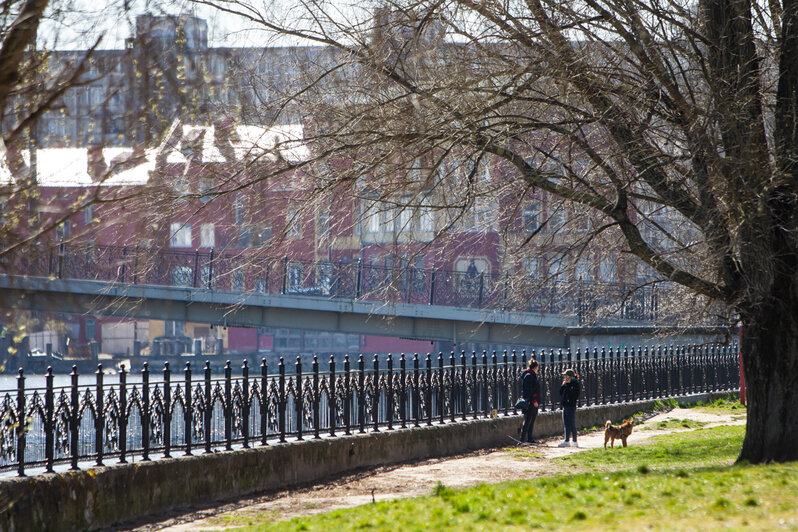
[738,294,798,463]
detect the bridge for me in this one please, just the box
[0,244,724,347]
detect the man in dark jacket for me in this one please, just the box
[519,359,540,443]
[558,369,581,447]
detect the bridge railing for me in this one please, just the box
[0,344,739,475]
[1,243,693,324]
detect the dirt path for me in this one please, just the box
[140,409,745,531]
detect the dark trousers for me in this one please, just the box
[521,405,538,442]
[562,406,577,441]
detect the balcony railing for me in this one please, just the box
[2,244,683,324]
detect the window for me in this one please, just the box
[201,266,214,289]
[548,208,565,232]
[255,278,268,293]
[232,270,244,291]
[365,203,380,234]
[234,198,244,225]
[56,221,71,241]
[548,255,566,282]
[287,264,302,291]
[419,203,434,232]
[287,207,302,238]
[317,209,330,238]
[90,86,104,106]
[199,178,213,202]
[600,257,617,283]
[398,206,412,234]
[171,266,193,287]
[85,239,96,263]
[576,256,591,282]
[525,258,540,278]
[84,204,95,225]
[200,223,215,248]
[380,207,395,234]
[85,317,96,341]
[170,222,192,248]
[252,223,272,246]
[523,203,540,233]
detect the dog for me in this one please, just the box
[604,419,634,448]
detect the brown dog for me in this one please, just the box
[604,419,634,448]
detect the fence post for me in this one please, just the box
[184,363,192,456]
[16,369,25,476]
[450,352,457,422]
[329,355,337,437]
[163,363,171,458]
[471,352,478,419]
[400,354,407,428]
[461,351,468,420]
[224,361,232,450]
[142,362,151,461]
[69,366,79,470]
[344,354,351,435]
[413,354,420,427]
[438,353,446,424]
[204,361,212,453]
[358,355,366,434]
[502,350,509,416]
[295,356,304,441]
[481,351,489,418]
[387,354,394,430]
[242,360,250,448]
[372,355,380,432]
[45,367,54,473]
[490,351,498,416]
[425,354,433,425]
[93,364,104,467]
[312,355,320,439]
[260,358,268,446]
[278,357,286,442]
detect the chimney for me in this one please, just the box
[87,145,107,182]
[212,118,236,162]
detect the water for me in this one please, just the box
[0,372,148,393]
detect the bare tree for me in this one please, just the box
[185,0,798,463]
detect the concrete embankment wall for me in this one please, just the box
[0,392,729,532]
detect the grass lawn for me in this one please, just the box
[222,401,798,531]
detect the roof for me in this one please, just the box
[157,121,310,164]
[0,121,310,188]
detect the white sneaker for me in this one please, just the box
[570,441,579,448]
[557,441,570,447]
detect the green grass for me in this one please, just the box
[220,399,782,531]
[556,425,741,473]
[686,395,747,414]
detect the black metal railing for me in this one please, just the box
[2,243,693,324]
[0,344,739,475]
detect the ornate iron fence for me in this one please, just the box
[0,344,739,475]
[1,243,684,324]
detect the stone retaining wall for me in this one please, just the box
[0,393,730,531]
